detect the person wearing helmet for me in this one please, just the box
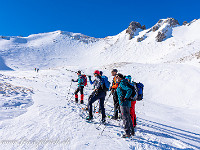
[86,70,106,123]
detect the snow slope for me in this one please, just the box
[0,18,200,150]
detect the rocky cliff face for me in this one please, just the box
[126,18,180,42]
[126,21,146,40]
[154,18,179,42]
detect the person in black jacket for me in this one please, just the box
[86,70,106,123]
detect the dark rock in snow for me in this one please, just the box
[155,18,179,42]
[126,21,145,40]
[183,21,188,25]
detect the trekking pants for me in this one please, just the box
[75,86,84,95]
[120,105,135,135]
[75,86,84,101]
[113,90,120,119]
[130,101,137,127]
[88,91,106,119]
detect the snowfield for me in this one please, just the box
[0,18,200,150]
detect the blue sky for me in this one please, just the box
[0,0,199,38]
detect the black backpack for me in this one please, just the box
[126,82,137,101]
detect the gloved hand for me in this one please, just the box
[72,79,74,82]
[88,75,91,79]
[94,89,98,95]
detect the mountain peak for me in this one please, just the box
[151,18,179,32]
[126,21,146,40]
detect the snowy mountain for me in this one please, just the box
[0,18,200,70]
[0,18,200,150]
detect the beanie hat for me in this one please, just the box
[125,75,132,81]
[117,73,124,79]
[111,69,118,73]
[94,70,100,75]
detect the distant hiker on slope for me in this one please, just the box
[109,69,120,120]
[72,70,85,104]
[116,73,135,138]
[125,75,137,128]
[86,70,106,123]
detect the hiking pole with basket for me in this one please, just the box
[67,81,73,101]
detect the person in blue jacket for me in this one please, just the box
[116,73,135,138]
[72,70,85,104]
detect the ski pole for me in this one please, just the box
[104,92,112,107]
[66,69,77,73]
[98,101,123,135]
[67,92,74,102]
[67,81,73,100]
[96,100,122,130]
[94,92,112,119]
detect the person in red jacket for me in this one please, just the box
[109,69,120,120]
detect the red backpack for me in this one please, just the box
[81,75,87,86]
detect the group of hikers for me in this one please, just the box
[34,68,39,73]
[71,69,144,138]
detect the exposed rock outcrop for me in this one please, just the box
[126,21,145,40]
[183,21,188,25]
[155,18,179,42]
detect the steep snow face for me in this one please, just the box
[0,56,12,70]
[173,19,200,41]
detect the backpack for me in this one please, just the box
[126,82,137,101]
[136,82,144,101]
[119,81,143,101]
[81,75,87,86]
[101,76,110,91]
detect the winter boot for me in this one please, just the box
[80,94,84,104]
[75,94,78,103]
[111,116,118,120]
[122,133,131,138]
[131,130,135,136]
[101,118,106,123]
